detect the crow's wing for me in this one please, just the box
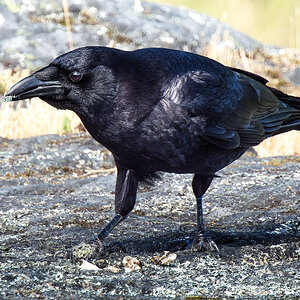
[162,63,284,149]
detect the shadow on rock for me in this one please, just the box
[101,221,300,257]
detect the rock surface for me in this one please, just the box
[0,0,275,70]
[0,133,299,299]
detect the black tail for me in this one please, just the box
[262,87,300,136]
[231,67,300,136]
[269,87,300,110]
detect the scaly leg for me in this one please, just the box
[73,162,139,259]
[94,162,138,243]
[191,174,219,252]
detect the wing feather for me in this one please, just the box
[162,61,281,149]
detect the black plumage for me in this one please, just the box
[5,47,300,252]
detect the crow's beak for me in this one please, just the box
[3,74,63,102]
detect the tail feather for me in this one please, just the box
[268,87,300,110]
[263,87,300,136]
[276,118,300,134]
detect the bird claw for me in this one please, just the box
[190,232,220,253]
[64,238,126,262]
[65,238,105,262]
[88,238,106,259]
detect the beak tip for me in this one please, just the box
[2,90,16,102]
[3,96,15,102]
[3,74,63,103]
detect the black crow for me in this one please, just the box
[4,47,300,253]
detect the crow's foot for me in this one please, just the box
[64,238,126,262]
[190,232,220,253]
[64,238,105,262]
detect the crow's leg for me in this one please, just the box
[190,174,219,252]
[69,164,139,260]
[93,163,138,248]
[95,214,125,241]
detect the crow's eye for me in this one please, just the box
[69,71,83,83]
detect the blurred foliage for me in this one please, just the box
[1,0,21,13]
[62,116,72,133]
[145,0,300,49]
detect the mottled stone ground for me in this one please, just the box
[0,133,299,299]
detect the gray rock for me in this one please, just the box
[0,0,264,70]
[289,67,300,86]
[0,133,299,298]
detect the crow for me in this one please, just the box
[4,46,300,253]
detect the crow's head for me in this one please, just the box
[4,47,119,115]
